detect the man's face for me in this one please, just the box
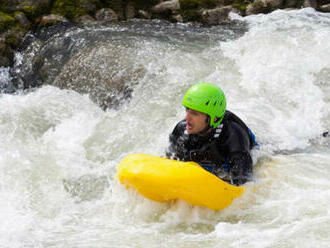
[185,108,209,134]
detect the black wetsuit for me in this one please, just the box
[166,111,257,185]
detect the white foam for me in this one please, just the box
[1,10,330,247]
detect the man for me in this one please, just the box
[166,82,257,185]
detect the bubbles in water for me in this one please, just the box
[1,10,330,248]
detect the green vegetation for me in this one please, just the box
[51,0,88,19]
[228,0,253,11]
[21,2,52,19]
[4,27,25,47]
[21,6,37,18]
[0,11,16,32]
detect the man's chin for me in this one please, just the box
[186,127,195,134]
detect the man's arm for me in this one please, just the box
[225,121,253,185]
[166,121,186,160]
[230,152,253,185]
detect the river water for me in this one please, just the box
[1,8,330,248]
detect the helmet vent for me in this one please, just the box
[205,100,210,105]
[214,101,217,106]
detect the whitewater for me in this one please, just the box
[0,8,330,248]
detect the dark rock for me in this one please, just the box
[38,14,69,28]
[51,0,87,19]
[201,6,232,24]
[52,41,146,110]
[106,0,125,20]
[2,0,51,11]
[138,10,152,19]
[246,0,284,15]
[318,0,330,4]
[303,0,317,8]
[3,28,26,48]
[0,27,27,67]
[319,3,330,11]
[125,2,136,19]
[151,0,180,14]
[95,8,118,22]
[2,0,52,18]
[79,0,101,14]
[0,41,14,67]
[172,14,183,22]
[74,15,96,24]
[283,0,299,8]
[125,1,136,19]
[10,22,77,89]
[14,12,31,29]
[10,23,146,109]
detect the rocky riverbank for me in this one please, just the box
[1,0,330,67]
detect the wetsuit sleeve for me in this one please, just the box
[230,152,252,185]
[166,121,186,160]
[225,122,253,185]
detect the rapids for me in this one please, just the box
[0,8,330,248]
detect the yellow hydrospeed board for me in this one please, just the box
[117,153,244,210]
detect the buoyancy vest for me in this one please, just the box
[167,110,256,172]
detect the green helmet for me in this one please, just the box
[182,83,226,128]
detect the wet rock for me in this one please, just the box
[51,0,87,19]
[246,0,262,14]
[2,0,51,11]
[283,0,299,8]
[319,3,330,11]
[79,0,101,14]
[0,22,27,67]
[201,6,232,24]
[0,41,14,67]
[11,21,148,110]
[172,14,183,22]
[10,22,78,89]
[151,0,181,14]
[4,28,26,48]
[38,14,69,28]
[53,41,146,110]
[138,10,152,19]
[107,0,125,20]
[151,0,181,21]
[2,0,52,18]
[14,12,31,29]
[303,0,317,8]
[246,0,284,15]
[125,1,136,19]
[264,0,284,9]
[95,8,118,22]
[74,15,96,24]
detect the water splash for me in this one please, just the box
[1,10,330,248]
